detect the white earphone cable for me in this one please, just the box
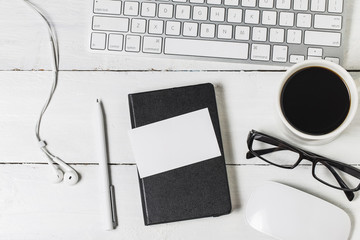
[25,0,60,160]
[24,0,79,185]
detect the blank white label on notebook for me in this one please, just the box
[128,108,222,178]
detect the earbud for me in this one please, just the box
[48,161,64,183]
[39,142,79,185]
[63,170,79,185]
[53,157,79,185]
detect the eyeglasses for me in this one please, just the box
[246,130,360,201]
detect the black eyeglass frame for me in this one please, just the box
[246,130,360,201]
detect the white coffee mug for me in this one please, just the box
[276,60,358,144]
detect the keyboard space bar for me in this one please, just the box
[164,38,249,60]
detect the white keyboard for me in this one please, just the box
[90,0,345,65]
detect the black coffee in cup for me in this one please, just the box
[280,67,350,136]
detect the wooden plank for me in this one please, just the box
[0,164,358,240]
[0,1,359,71]
[1,71,360,165]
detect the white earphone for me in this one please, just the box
[25,0,79,185]
[47,158,64,183]
[53,157,79,185]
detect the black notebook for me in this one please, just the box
[128,83,231,225]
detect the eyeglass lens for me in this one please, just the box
[251,135,300,168]
[250,132,360,191]
[314,161,359,190]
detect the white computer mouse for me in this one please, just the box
[246,181,351,240]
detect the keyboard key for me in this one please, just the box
[269,28,284,42]
[290,54,305,63]
[287,29,302,44]
[207,0,221,5]
[259,0,274,8]
[242,0,256,7]
[308,47,323,56]
[279,12,294,26]
[166,21,181,35]
[210,7,225,22]
[307,56,322,60]
[92,16,129,32]
[131,19,146,33]
[314,15,342,30]
[252,27,267,42]
[158,4,174,18]
[311,0,326,12]
[141,2,156,17]
[183,22,198,37]
[224,0,239,6]
[251,44,270,61]
[125,35,141,52]
[235,26,250,40]
[293,0,308,10]
[108,34,124,51]
[190,0,205,3]
[304,31,341,47]
[193,6,208,21]
[176,5,191,19]
[273,45,288,62]
[245,10,260,24]
[164,38,249,59]
[143,36,162,53]
[276,0,290,9]
[308,56,322,60]
[93,0,121,15]
[325,57,340,64]
[149,20,164,34]
[296,13,311,28]
[124,1,139,16]
[200,23,216,38]
[262,11,277,25]
[328,0,343,13]
[227,8,242,23]
[218,25,233,39]
[91,32,106,50]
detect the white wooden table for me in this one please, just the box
[1,1,360,239]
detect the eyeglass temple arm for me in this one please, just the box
[322,162,354,201]
[246,147,285,159]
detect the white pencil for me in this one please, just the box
[95,99,116,230]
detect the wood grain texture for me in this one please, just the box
[0,164,359,240]
[1,0,360,239]
[0,0,360,71]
